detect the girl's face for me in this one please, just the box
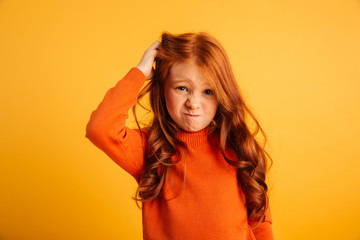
[164,60,218,132]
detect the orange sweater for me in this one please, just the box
[86,68,274,240]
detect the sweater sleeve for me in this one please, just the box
[85,67,147,182]
[252,205,274,240]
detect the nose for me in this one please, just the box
[185,95,200,109]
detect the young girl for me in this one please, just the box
[86,32,274,240]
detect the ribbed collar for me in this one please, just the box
[177,128,209,149]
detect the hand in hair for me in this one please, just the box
[136,40,160,80]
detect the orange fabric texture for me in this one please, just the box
[86,68,274,240]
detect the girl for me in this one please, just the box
[86,32,274,240]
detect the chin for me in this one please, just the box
[182,126,202,132]
[187,129,198,132]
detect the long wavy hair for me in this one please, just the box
[133,32,272,224]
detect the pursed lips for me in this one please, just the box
[184,113,200,118]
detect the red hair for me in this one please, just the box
[133,32,272,224]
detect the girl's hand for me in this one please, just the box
[136,40,161,80]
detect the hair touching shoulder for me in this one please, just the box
[133,31,272,225]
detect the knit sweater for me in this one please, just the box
[85,68,274,240]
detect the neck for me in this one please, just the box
[177,128,209,148]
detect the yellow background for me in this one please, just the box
[1,0,360,239]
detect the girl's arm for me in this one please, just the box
[85,41,160,181]
[85,67,147,181]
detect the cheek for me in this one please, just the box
[207,99,218,116]
[165,92,181,113]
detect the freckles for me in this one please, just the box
[169,93,184,106]
[167,94,178,107]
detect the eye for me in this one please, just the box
[203,89,214,95]
[176,86,188,92]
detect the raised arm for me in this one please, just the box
[85,41,160,181]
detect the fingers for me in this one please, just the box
[150,40,161,50]
[136,40,161,80]
[144,40,161,58]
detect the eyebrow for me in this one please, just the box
[171,79,194,86]
[172,79,192,83]
[171,79,214,89]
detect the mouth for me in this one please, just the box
[184,113,200,118]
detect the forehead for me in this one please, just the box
[167,60,208,85]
